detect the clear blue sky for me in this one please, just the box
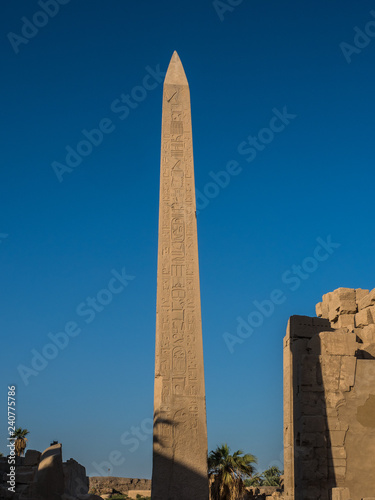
[1,0,375,479]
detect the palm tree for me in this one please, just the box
[208,443,257,500]
[244,472,263,487]
[11,428,29,457]
[262,466,283,486]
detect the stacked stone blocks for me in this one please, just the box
[284,287,375,500]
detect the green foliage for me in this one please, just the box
[0,452,3,457]
[244,472,263,487]
[244,465,283,487]
[11,428,30,457]
[208,443,257,500]
[262,466,283,486]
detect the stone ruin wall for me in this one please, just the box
[88,476,151,497]
[0,443,94,500]
[284,287,375,500]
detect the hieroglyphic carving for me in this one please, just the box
[172,347,186,374]
[172,377,185,395]
[153,52,208,500]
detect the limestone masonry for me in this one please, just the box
[152,51,209,499]
[284,287,375,500]
[0,443,97,500]
[88,477,151,497]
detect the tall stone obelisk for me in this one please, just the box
[152,52,209,500]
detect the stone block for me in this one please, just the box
[323,291,333,303]
[370,305,375,322]
[355,308,373,328]
[15,466,36,483]
[326,407,338,417]
[300,403,322,415]
[356,288,369,306]
[334,466,347,478]
[301,459,318,479]
[329,430,347,447]
[332,457,347,468]
[296,444,314,460]
[286,289,375,500]
[303,486,327,500]
[332,487,351,500]
[128,490,152,499]
[313,317,333,329]
[331,447,347,459]
[325,391,346,409]
[24,449,41,466]
[289,315,331,339]
[331,297,357,316]
[301,415,325,433]
[335,287,356,300]
[357,343,375,359]
[358,288,375,310]
[34,443,64,500]
[319,331,357,356]
[356,324,375,345]
[334,314,355,330]
[327,417,349,432]
[316,301,329,319]
[316,301,323,317]
[300,431,326,448]
[299,432,315,447]
[329,305,340,323]
[339,356,357,392]
[328,289,357,321]
[300,355,319,386]
[321,355,341,391]
[63,458,88,496]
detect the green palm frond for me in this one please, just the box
[11,428,30,457]
[208,443,258,500]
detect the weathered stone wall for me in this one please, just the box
[127,490,151,499]
[284,287,375,500]
[0,444,94,500]
[245,486,282,498]
[89,478,281,499]
[88,476,151,496]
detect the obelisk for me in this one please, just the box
[152,52,209,500]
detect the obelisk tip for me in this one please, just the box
[164,51,188,86]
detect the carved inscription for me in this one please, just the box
[154,57,208,483]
